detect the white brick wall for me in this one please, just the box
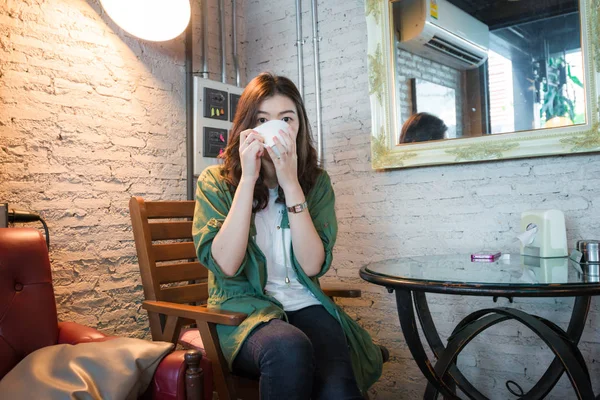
[395,48,464,138]
[0,0,244,336]
[2,0,600,398]
[245,0,600,398]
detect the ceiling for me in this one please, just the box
[446,0,579,30]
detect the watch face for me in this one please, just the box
[288,201,307,213]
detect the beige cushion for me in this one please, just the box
[0,337,173,400]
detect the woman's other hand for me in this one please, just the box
[265,127,299,192]
[239,129,265,183]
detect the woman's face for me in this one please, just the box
[254,94,300,136]
[254,94,300,164]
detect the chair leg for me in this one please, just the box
[185,350,204,400]
[197,320,238,400]
[148,312,185,344]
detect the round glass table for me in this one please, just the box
[360,254,600,400]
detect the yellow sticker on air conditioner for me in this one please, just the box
[430,0,438,19]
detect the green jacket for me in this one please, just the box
[192,165,383,393]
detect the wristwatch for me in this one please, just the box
[287,201,308,213]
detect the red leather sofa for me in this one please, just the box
[0,228,211,399]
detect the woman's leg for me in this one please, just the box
[288,305,364,400]
[232,318,315,400]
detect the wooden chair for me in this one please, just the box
[129,196,363,400]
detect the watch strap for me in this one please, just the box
[287,201,308,213]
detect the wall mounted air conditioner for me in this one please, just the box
[393,0,489,70]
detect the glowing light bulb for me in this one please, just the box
[99,0,191,42]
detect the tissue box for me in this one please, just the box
[520,209,568,258]
[523,255,569,283]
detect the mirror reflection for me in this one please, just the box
[391,0,586,145]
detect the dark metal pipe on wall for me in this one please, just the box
[232,0,240,86]
[295,0,304,98]
[185,21,194,200]
[219,0,226,83]
[310,0,323,165]
[202,0,209,78]
[188,0,243,200]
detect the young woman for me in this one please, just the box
[399,112,447,143]
[192,72,383,400]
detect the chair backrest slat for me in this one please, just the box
[156,262,208,284]
[145,201,195,218]
[150,221,193,240]
[161,283,209,304]
[129,196,209,307]
[152,242,197,262]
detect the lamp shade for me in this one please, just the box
[99,0,191,42]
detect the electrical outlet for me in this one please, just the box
[203,127,228,158]
[203,87,228,121]
[230,93,241,122]
[0,203,7,228]
[193,77,243,175]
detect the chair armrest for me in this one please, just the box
[57,321,114,345]
[321,284,362,298]
[143,301,247,326]
[149,350,214,400]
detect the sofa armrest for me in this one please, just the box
[57,321,113,345]
[149,350,213,400]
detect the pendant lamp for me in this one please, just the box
[99,0,191,42]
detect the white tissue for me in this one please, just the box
[517,226,537,246]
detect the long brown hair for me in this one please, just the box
[221,72,321,212]
[399,112,447,143]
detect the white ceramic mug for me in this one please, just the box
[253,120,290,157]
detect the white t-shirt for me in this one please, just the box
[254,187,321,311]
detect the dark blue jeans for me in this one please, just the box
[232,305,364,400]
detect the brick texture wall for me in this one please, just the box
[245,0,600,398]
[0,0,244,336]
[2,0,600,398]
[395,47,464,139]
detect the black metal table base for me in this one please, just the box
[395,289,594,399]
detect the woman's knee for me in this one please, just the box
[261,325,314,370]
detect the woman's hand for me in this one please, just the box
[239,129,265,183]
[265,128,299,193]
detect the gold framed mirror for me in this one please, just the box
[366,0,600,169]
